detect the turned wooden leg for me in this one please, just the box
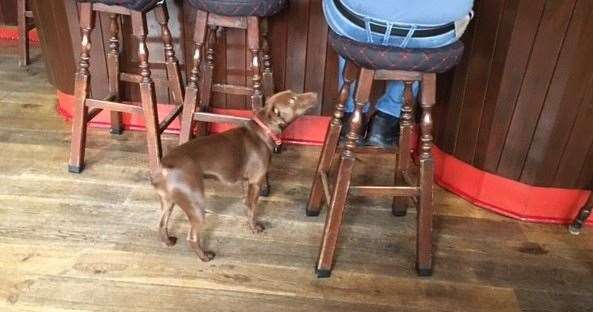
[197,25,216,137]
[132,12,161,174]
[307,61,356,217]
[392,81,415,216]
[260,18,280,153]
[569,193,593,235]
[316,68,374,278]
[179,10,207,145]
[17,0,29,67]
[417,74,436,276]
[107,14,123,135]
[68,4,93,174]
[247,16,264,111]
[261,18,274,100]
[155,2,184,108]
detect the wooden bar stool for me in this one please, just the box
[569,191,593,235]
[307,30,464,278]
[69,1,184,175]
[180,0,287,194]
[180,0,287,143]
[17,0,34,67]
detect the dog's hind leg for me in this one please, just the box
[158,195,176,246]
[246,178,266,233]
[172,175,215,262]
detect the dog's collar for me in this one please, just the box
[252,115,282,147]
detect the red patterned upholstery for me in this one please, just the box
[329,30,464,73]
[77,0,161,11]
[187,0,287,17]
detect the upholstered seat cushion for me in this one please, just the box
[77,0,162,11]
[187,0,287,17]
[329,30,464,73]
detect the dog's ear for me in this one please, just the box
[264,90,295,116]
[296,92,318,112]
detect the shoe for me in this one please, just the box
[365,111,400,148]
[339,112,365,145]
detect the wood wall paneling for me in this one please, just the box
[0,0,17,25]
[437,0,593,189]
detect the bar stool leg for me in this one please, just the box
[107,14,124,135]
[261,18,274,100]
[306,62,355,216]
[569,194,593,235]
[155,2,184,107]
[179,10,208,145]
[316,68,375,278]
[197,25,216,136]
[247,16,263,111]
[132,11,161,174]
[260,18,281,154]
[416,74,436,276]
[68,3,93,174]
[17,0,29,67]
[392,81,415,216]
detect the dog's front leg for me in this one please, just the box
[246,181,265,233]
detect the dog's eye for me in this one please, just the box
[273,107,279,115]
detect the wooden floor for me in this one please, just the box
[1,40,593,312]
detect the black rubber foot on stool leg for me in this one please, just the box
[305,208,321,217]
[110,128,124,135]
[416,267,433,277]
[68,165,84,174]
[316,269,331,278]
[392,210,407,217]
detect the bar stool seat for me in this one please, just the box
[187,0,287,17]
[329,31,464,73]
[307,29,464,278]
[78,0,163,12]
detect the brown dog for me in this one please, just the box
[151,90,318,261]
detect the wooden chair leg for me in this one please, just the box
[17,0,30,67]
[107,14,124,135]
[316,68,374,278]
[132,11,161,174]
[247,16,263,111]
[197,25,216,136]
[261,18,274,100]
[416,74,436,276]
[68,3,93,173]
[179,10,208,145]
[392,81,415,216]
[306,63,355,216]
[155,2,185,107]
[569,193,593,235]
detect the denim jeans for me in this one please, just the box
[325,0,473,117]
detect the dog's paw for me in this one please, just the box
[161,236,177,247]
[199,251,216,262]
[250,221,266,233]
